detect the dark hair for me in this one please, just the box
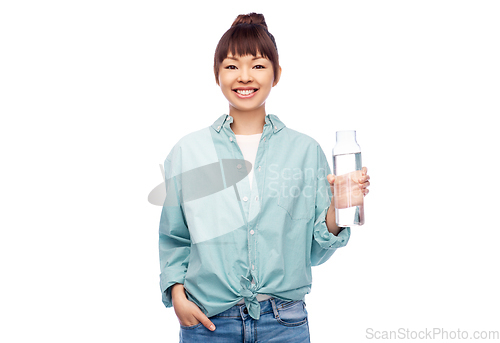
[214,13,279,84]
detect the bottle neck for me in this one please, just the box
[334,130,361,155]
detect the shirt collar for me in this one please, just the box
[211,114,286,134]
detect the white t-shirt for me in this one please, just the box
[234,132,272,304]
[234,133,262,190]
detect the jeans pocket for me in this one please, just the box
[180,322,203,330]
[276,300,308,327]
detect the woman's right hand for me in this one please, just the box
[171,283,216,331]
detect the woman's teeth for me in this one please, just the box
[236,89,256,95]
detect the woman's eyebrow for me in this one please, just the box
[224,55,265,61]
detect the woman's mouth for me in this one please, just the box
[233,89,258,98]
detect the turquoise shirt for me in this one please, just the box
[159,113,350,320]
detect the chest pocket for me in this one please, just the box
[277,177,315,220]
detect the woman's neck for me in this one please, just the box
[229,109,266,135]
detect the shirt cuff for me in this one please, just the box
[160,268,187,308]
[313,205,351,250]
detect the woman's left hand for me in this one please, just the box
[327,167,370,209]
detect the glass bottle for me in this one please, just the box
[332,130,365,227]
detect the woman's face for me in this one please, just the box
[218,52,280,115]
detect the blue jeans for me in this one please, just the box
[179,297,310,342]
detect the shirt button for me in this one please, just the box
[263,137,266,141]
[255,196,259,201]
[252,265,255,270]
[250,230,255,235]
[217,125,220,130]
[258,166,261,171]
[242,196,248,202]
[237,164,242,169]
[274,125,277,130]
[229,137,233,142]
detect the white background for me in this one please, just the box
[1,0,499,342]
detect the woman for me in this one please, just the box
[159,12,370,342]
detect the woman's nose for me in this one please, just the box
[237,68,253,83]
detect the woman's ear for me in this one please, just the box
[272,66,282,87]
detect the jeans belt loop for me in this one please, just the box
[270,297,279,319]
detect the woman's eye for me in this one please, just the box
[225,65,237,70]
[253,65,265,69]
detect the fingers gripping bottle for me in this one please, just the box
[332,130,365,227]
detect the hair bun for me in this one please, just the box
[231,12,268,30]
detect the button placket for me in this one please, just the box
[240,117,273,289]
[227,125,253,221]
[248,127,271,282]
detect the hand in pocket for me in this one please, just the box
[171,284,216,331]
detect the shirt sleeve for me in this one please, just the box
[159,146,191,308]
[311,143,351,266]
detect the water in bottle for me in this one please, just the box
[332,131,365,227]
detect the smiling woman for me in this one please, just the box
[211,14,285,136]
[213,13,280,83]
[212,14,282,133]
[159,11,370,343]
[217,52,280,118]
